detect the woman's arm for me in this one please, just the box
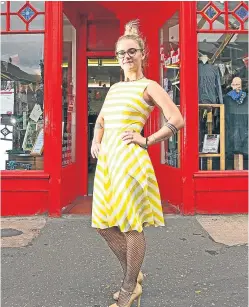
[92,112,104,144]
[145,81,184,146]
[91,112,104,159]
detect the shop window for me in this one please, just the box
[1,15,6,31]
[0,34,44,170]
[1,1,7,13]
[159,12,181,167]
[198,33,248,171]
[197,1,248,31]
[62,15,76,167]
[1,1,45,32]
[87,19,120,51]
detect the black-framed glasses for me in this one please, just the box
[116,48,143,59]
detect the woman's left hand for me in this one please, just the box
[121,130,146,147]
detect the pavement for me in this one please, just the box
[1,214,248,307]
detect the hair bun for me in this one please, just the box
[124,19,140,36]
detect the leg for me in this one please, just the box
[97,227,127,276]
[117,230,146,307]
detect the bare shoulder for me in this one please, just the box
[144,80,164,105]
[146,80,163,94]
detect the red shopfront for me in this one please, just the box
[1,1,248,217]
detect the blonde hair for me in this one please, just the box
[116,19,148,68]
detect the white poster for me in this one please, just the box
[202,134,220,153]
[0,90,14,114]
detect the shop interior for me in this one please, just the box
[87,58,120,194]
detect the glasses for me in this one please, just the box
[116,48,143,59]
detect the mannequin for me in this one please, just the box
[224,77,248,170]
[199,54,209,64]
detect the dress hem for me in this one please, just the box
[91,221,165,233]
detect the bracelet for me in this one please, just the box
[144,137,148,150]
[164,122,178,135]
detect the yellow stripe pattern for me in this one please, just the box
[91,79,165,233]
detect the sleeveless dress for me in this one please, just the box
[91,78,165,233]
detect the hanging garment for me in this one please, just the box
[91,79,165,233]
[198,62,223,104]
[224,93,248,155]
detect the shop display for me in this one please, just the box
[199,104,225,171]
[198,32,248,171]
[198,55,223,104]
[224,77,248,170]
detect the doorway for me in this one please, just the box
[87,58,121,194]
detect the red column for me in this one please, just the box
[44,1,63,216]
[76,16,88,195]
[180,2,199,214]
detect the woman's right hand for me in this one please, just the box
[91,141,101,159]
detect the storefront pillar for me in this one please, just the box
[44,1,63,216]
[76,16,88,196]
[180,2,199,214]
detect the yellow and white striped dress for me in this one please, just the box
[91,78,165,233]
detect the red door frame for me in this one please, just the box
[44,1,63,216]
[180,1,199,214]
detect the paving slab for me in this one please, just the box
[196,215,248,246]
[1,216,47,248]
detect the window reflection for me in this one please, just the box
[159,12,181,167]
[62,15,76,166]
[0,34,44,170]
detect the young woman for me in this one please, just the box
[91,19,184,307]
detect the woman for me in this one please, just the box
[91,20,184,307]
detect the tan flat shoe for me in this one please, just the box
[113,271,143,301]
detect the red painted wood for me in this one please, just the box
[196,191,248,214]
[61,164,78,208]
[6,1,10,31]
[179,2,199,215]
[86,51,115,57]
[2,191,48,216]
[194,171,249,178]
[195,174,248,191]
[1,172,49,179]
[198,30,248,34]
[1,176,49,216]
[2,177,49,191]
[44,1,63,217]
[1,30,45,34]
[76,16,88,196]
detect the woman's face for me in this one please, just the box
[116,39,144,73]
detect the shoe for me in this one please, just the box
[109,283,142,307]
[113,271,143,301]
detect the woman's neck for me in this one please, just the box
[124,71,144,82]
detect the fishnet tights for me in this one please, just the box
[97,227,127,276]
[97,227,146,307]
